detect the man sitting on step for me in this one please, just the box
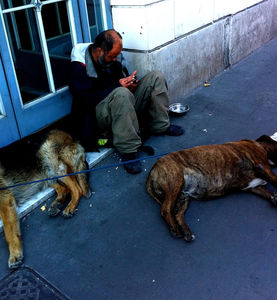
[69,29,183,174]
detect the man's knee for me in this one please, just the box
[112,87,134,101]
[110,87,135,108]
[149,70,165,80]
[143,70,167,88]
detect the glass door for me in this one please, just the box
[0,0,112,148]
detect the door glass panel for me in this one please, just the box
[3,7,50,104]
[42,1,72,90]
[86,0,104,39]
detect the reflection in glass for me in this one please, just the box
[3,8,50,104]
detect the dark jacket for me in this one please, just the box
[69,43,128,151]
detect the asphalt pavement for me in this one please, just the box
[1,37,277,300]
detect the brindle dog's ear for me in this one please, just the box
[256,135,273,143]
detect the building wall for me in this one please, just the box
[110,0,277,101]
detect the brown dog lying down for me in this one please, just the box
[0,130,91,269]
[146,135,277,241]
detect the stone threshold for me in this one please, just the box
[0,148,113,232]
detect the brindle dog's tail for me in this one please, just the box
[146,167,164,206]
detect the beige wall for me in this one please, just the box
[110,0,277,101]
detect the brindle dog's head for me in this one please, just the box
[256,135,277,166]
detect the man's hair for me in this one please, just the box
[93,29,122,54]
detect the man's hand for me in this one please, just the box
[119,71,138,92]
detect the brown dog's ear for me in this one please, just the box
[256,135,273,143]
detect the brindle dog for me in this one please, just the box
[0,130,91,269]
[146,135,277,241]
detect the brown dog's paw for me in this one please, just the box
[48,205,62,217]
[183,232,195,242]
[8,253,24,269]
[62,208,77,218]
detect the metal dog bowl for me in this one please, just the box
[169,103,190,116]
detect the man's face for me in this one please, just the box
[99,40,122,66]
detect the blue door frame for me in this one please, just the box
[0,0,112,148]
[0,55,20,148]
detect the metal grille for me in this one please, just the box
[0,266,71,300]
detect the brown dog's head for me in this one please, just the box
[256,134,277,166]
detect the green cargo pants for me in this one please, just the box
[95,70,170,154]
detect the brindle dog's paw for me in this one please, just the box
[183,232,195,242]
[8,253,24,269]
[271,193,277,206]
[170,229,183,239]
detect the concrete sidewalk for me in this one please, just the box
[1,37,277,300]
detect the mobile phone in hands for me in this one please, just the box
[132,75,138,84]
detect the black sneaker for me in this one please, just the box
[121,152,142,174]
[164,124,184,136]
